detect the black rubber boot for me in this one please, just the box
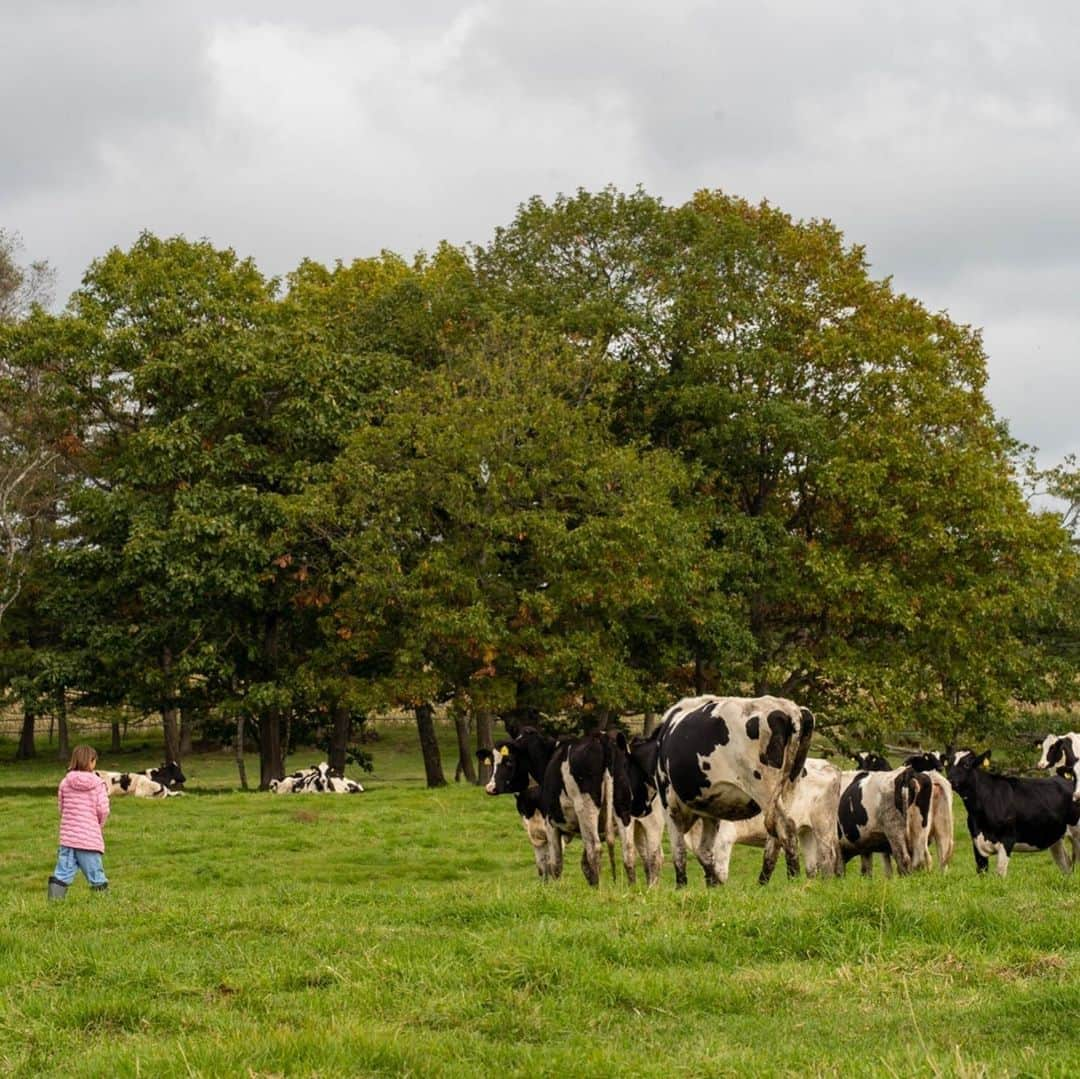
[47,876,68,900]
[90,882,109,893]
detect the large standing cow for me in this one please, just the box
[650,695,815,887]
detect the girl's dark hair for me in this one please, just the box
[68,745,98,772]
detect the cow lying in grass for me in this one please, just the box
[96,770,183,798]
[269,762,364,794]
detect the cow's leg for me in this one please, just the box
[1049,839,1072,876]
[620,820,637,886]
[545,822,564,881]
[666,812,690,888]
[693,817,721,887]
[801,828,818,879]
[577,800,602,887]
[860,853,874,877]
[760,837,780,885]
[971,839,989,874]
[1068,825,1080,867]
[712,824,734,885]
[994,843,1011,878]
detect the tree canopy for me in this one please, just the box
[1,189,1076,781]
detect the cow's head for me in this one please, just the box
[852,751,891,772]
[155,760,187,788]
[478,741,529,796]
[1036,734,1078,772]
[945,748,989,793]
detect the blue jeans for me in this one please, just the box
[52,846,108,888]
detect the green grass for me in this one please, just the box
[2,726,1079,1077]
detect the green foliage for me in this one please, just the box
[2,187,1078,752]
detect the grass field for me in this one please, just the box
[2,724,1079,1077]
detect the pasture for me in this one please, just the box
[2,724,1079,1077]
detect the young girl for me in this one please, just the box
[48,744,110,899]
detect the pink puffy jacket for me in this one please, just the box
[58,770,110,853]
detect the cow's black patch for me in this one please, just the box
[745,716,759,740]
[753,769,761,780]
[663,702,731,801]
[838,773,870,844]
[761,711,793,769]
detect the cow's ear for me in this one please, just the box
[476,749,492,764]
[615,731,628,752]
[978,750,992,769]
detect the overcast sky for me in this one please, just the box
[2,0,1077,465]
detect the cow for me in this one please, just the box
[852,751,954,871]
[610,733,665,886]
[650,694,815,887]
[837,767,933,875]
[96,770,182,798]
[1036,733,1080,800]
[477,736,557,880]
[539,731,618,887]
[692,757,843,883]
[269,762,364,793]
[480,727,618,886]
[946,749,1079,876]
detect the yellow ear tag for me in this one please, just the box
[981,758,990,770]
[499,746,510,758]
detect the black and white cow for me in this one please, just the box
[609,733,665,886]
[96,770,183,798]
[269,762,364,793]
[853,751,954,871]
[650,695,815,887]
[694,757,843,884]
[946,749,1079,876]
[481,727,618,886]
[478,734,557,880]
[540,731,618,887]
[837,767,933,875]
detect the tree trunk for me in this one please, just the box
[452,711,477,784]
[642,710,657,737]
[235,715,249,791]
[415,703,446,788]
[259,706,284,790]
[56,689,70,760]
[329,704,351,775]
[111,720,121,753]
[179,708,194,756]
[15,708,35,760]
[258,614,284,789]
[161,648,181,762]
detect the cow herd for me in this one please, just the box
[479,695,1080,888]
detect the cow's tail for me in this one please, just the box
[602,743,617,883]
[777,707,815,810]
